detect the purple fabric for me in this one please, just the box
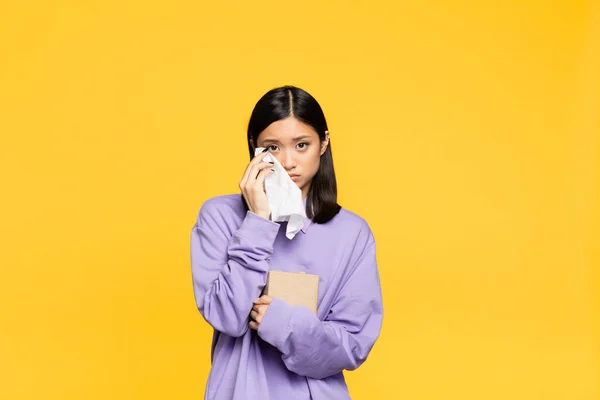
[190,194,383,399]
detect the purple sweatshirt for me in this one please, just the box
[190,194,383,400]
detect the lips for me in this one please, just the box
[289,174,300,181]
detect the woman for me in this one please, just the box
[190,85,383,399]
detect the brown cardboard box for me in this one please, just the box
[263,270,319,315]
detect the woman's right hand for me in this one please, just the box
[239,149,274,220]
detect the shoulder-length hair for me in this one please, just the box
[243,85,341,224]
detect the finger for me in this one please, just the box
[250,309,263,324]
[253,295,273,305]
[253,304,264,314]
[241,162,272,192]
[243,168,273,204]
[240,151,268,186]
[256,165,275,185]
[247,162,274,184]
[252,305,268,315]
[248,152,269,175]
[253,148,270,161]
[262,295,273,304]
[249,320,259,330]
[253,167,274,188]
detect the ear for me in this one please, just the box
[249,137,256,151]
[320,131,330,155]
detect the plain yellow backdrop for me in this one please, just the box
[1,1,598,399]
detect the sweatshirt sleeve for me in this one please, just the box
[190,200,280,337]
[257,229,383,379]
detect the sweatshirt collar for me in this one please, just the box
[301,196,312,233]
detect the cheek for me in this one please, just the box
[306,153,321,175]
[297,147,321,175]
[311,146,322,162]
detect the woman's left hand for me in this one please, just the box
[249,295,273,331]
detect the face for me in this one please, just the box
[255,117,329,198]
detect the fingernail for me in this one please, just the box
[262,148,268,153]
[269,161,274,164]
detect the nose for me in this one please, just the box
[279,149,296,171]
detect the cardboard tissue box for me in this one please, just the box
[263,270,319,315]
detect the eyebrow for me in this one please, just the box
[262,135,312,144]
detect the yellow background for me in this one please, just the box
[1,1,598,399]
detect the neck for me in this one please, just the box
[302,182,311,199]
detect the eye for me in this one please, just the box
[297,142,308,150]
[267,145,279,151]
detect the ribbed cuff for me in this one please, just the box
[257,296,294,350]
[237,211,280,243]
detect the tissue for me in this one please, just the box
[254,147,307,239]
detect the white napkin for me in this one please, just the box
[254,147,307,240]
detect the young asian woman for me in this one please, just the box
[190,85,383,400]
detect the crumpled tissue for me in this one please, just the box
[254,147,307,239]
